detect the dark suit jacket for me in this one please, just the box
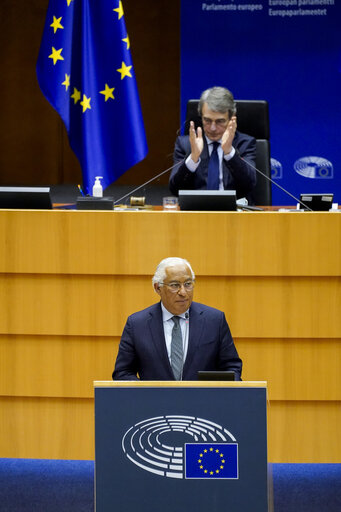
[170,131,256,203]
[112,301,242,381]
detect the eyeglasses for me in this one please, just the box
[159,281,195,292]
[202,116,228,127]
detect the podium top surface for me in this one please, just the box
[94,380,267,388]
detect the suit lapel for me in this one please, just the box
[222,132,239,187]
[148,303,174,378]
[183,302,205,377]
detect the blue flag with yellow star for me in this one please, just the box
[185,443,238,479]
[37,0,148,194]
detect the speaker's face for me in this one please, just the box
[201,103,230,141]
[154,264,194,315]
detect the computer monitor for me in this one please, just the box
[179,190,237,211]
[299,193,333,211]
[0,187,52,209]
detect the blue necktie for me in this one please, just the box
[171,316,183,380]
[207,141,220,190]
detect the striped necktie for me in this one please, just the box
[171,316,183,380]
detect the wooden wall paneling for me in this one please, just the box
[0,274,339,338]
[0,335,117,399]
[238,337,341,401]
[0,211,340,275]
[0,396,94,460]
[1,334,340,402]
[268,401,341,463]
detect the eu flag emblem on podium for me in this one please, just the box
[36,0,148,194]
[185,443,238,479]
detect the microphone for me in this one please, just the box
[241,157,314,212]
[112,120,193,206]
[113,123,313,211]
[113,159,185,205]
[185,312,189,320]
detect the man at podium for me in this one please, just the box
[113,257,242,381]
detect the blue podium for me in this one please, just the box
[94,381,268,512]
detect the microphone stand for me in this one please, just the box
[241,158,314,211]
[113,142,313,211]
[113,160,185,205]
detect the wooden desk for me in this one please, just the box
[0,209,340,461]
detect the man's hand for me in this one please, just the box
[189,121,203,163]
[221,116,237,155]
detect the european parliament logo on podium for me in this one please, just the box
[122,415,239,480]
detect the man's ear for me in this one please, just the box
[154,283,161,296]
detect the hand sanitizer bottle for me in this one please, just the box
[92,176,103,198]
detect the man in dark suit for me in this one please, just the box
[113,257,242,381]
[169,86,256,202]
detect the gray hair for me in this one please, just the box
[152,257,195,287]
[198,86,236,118]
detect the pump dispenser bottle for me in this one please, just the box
[92,176,103,197]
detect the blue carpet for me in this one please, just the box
[0,459,94,512]
[272,464,341,512]
[0,459,340,511]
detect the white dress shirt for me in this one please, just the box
[185,136,236,190]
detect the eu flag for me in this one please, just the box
[185,443,238,479]
[37,0,148,194]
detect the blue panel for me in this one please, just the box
[95,386,268,512]
[180,1,341,205]
[185,443,238,478]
